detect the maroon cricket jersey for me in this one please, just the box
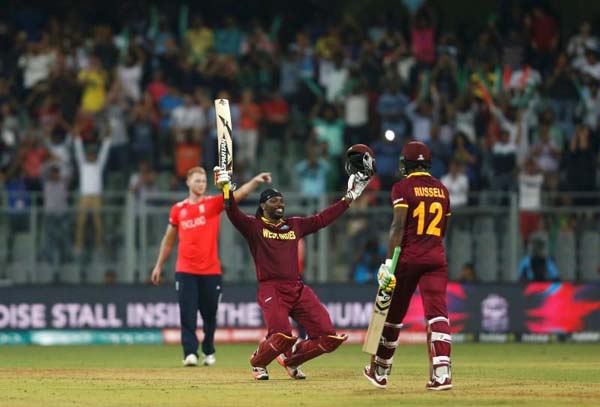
[391,172,451,267]
[226,197,350,282]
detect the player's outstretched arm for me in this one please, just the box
[295,173,371,236]
[150,224,177,285]
[232,172,272,201]
[224,191,255,238]
[216,171,256,238]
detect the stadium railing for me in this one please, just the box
[0,190,598,285]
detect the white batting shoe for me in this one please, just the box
[363,364,388,389]
[202,353,216,366]
[427,363,452,390]
[183,354,198,367]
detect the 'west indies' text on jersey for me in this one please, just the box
[169,195,224,275]
[391,172,451,267]
[226,197,349,282]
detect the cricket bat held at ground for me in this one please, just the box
[362,246,401,355]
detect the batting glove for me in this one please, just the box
[213,166,231,190]
[345,172,371,201]
[377,259,397,292]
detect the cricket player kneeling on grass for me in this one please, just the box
[216,167,370,380]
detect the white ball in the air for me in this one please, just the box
[384,129,395,141]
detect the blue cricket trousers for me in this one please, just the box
[176,272,222,357]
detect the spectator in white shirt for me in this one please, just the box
[518,159,544,245]
[508,65,542,90]
[580,80,600,129]
[18,41,55,92]
[568,21,599,70]
[441,160,469,208]
[117,47,144,102]
[530,125,561,191]
[171,95,206,143]
[44,126,73,181]
[324,53,348,103]
[73,132,111,250]
[578,48,600,80]
[343,79,369,146]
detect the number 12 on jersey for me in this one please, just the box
[413,201,443,236]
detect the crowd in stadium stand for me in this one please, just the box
[0,3,599,278]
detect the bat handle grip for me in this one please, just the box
[223,183,230,209]
[390,246,401,270]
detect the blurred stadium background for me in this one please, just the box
[0,0,599,350]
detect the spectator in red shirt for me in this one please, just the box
[261,89,289,142]
[18,134,48,191]
[147,70,168,104]
[150,166,271,368]
[527,6,559,75]
[174,134,203,180]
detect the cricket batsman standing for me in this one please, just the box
[216,164,373,380]
[150,166,271,367]
[363,141,453,391]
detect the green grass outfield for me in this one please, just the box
[0,343,599,407]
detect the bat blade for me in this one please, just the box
[362,246,401,355]
[215,99,234,207]
[362,287,394,354]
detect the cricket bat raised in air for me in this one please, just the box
[215,99,234,208]
[362,246,401,355]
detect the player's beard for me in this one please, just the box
[267,206,285,220]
